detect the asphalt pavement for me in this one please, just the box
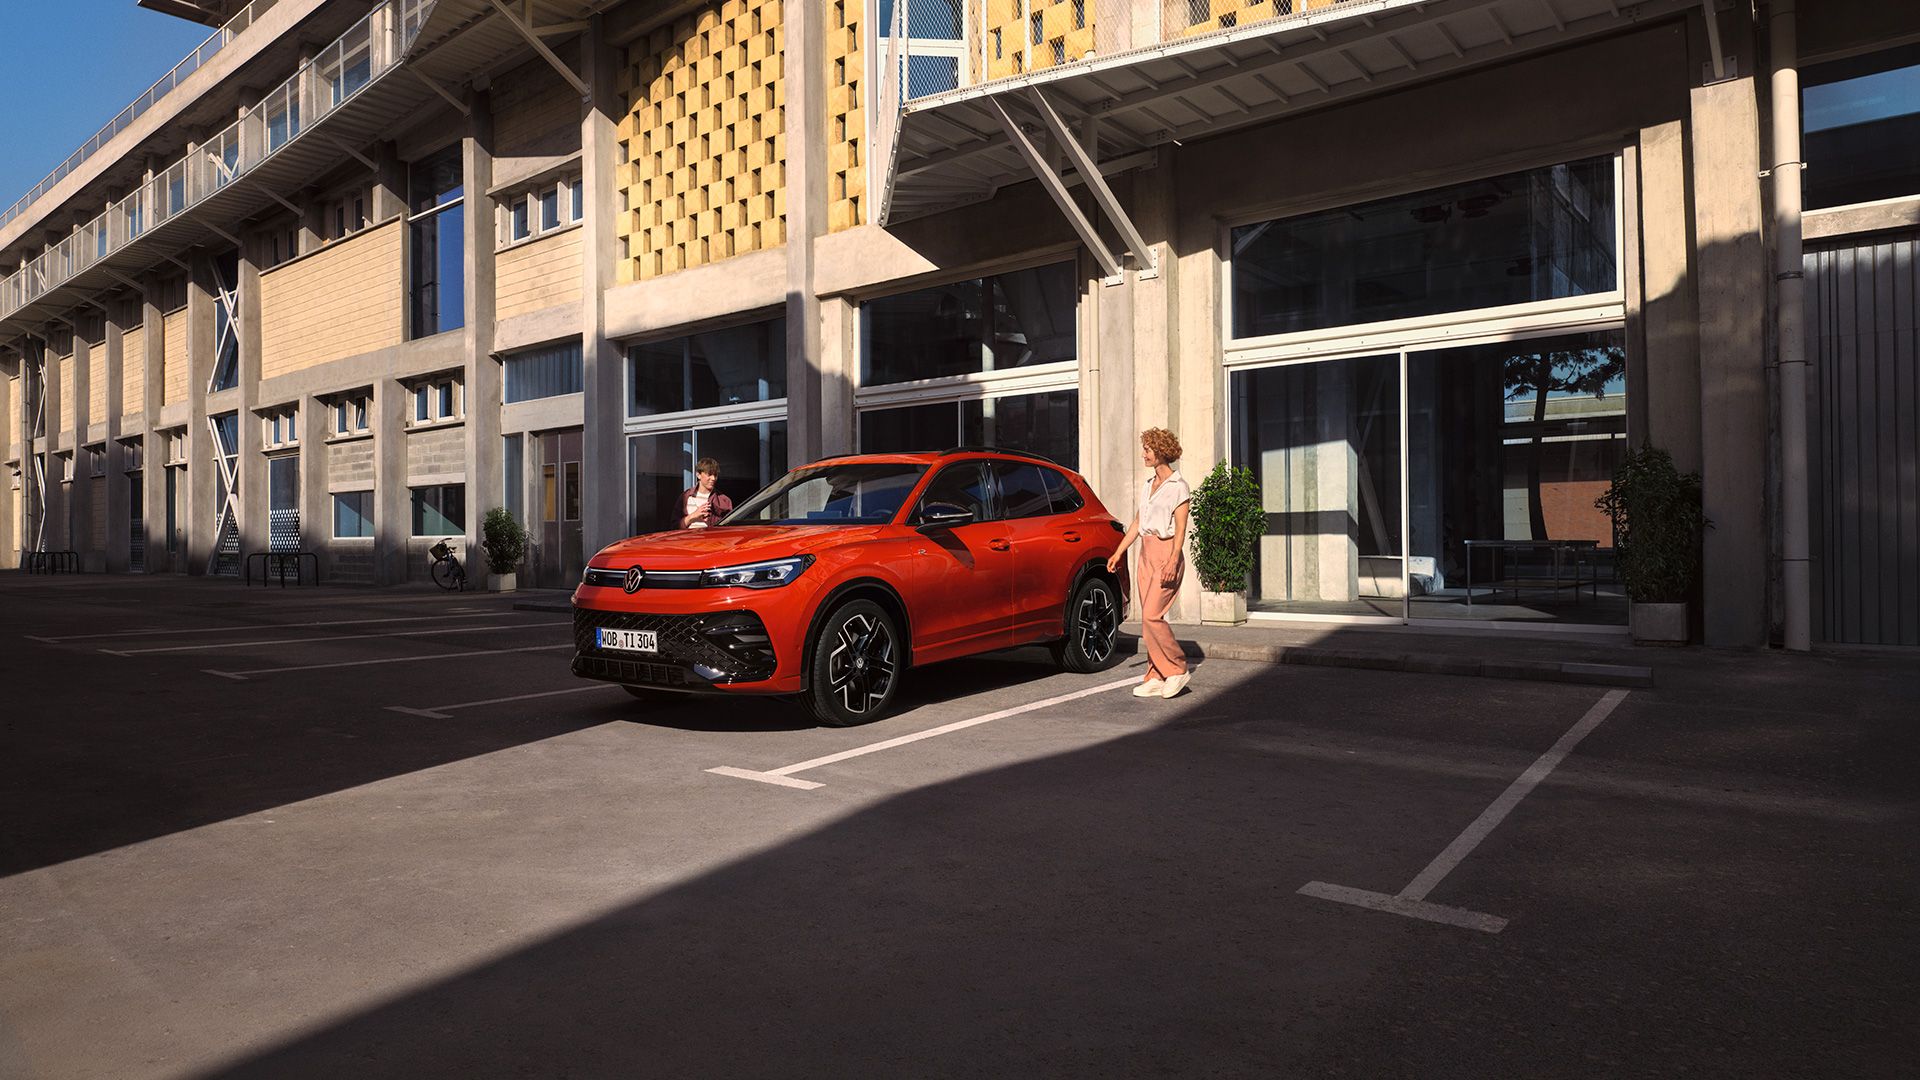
[0,574,1913,1079]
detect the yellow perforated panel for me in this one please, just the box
[980,0,1096,80]
[827,0,864,232]
[618,0,787,282]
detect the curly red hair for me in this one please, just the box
[1140,428,1182,465]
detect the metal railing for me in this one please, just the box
[0,0,435,323]
[883,0,1359,103]
[0,0,282,235]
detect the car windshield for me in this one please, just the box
[721,462,929,526]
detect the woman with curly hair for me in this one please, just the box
[1107,427,1191,698]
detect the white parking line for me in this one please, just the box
[28,611,519,643]
[707,675,1142,791]
[1298,687,1631,934]
[386,684,623,718]
[104,620,567,655]
[205,643,573,680]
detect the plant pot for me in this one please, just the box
[1200,589,1248,627]
[1629,601,1687,644]
[487,572,517,594]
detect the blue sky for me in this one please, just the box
[0,1,213,208]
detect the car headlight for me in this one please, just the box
[582,567,626,588]
[698,555,813,589]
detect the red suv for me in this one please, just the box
[572,449,1129,725]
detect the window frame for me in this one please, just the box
[406,375,464,428]
[409,483,466,537]
[332,490,376,539]
[495,173,585,251]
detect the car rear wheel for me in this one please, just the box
[1053,576,1122,673]
[805,600,901,727]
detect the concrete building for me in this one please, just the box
[2,0,1916,648]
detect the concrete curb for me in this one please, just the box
[527,600,1653,689]
[1129,635,1654,689]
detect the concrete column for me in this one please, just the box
[185,255,217,574]
[1172,154,1218,623]
[0,352,14,568]
[141,284,171,573]
[784,0,827,466]
[1689,73,1769,647]
[1638,120,1702,475]
[299,391,330,572]
[581,14,627,553]
[463,91,502,562]
[818,297,858,456]
[43,330,69,552]
[104,307,130,573]
[372,141,407,222]
[71,325,100,569]
[372,377,409,584]
[236,251,267,561]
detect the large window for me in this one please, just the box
[628,319,786,417]
[857,262,1080,466]
[629,421,786,535]
[861,263,1076,386]
[411,484,465,536]
[1803,44,1920,211]
[1230,156,1618,340]
[409,145,466,338]
[859,387,1079,468]
[505,341,584,403]
[333,491,374,538]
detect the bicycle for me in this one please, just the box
[429,537,470,591]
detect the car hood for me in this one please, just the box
[593,525,887,568]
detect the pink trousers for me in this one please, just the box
[1138,532,1188,681]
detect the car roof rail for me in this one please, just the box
[939,445,1060,465]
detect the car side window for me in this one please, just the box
[1040,467,1084,513]
[993,461,1052,518]
[913,462,995,524]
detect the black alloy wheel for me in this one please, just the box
[806,600,900,726]
[1053,576,1122,673]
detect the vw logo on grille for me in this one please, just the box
[623,566,644,593]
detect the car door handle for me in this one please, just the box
[1063,531,1082,543]
[989,538,1011,552]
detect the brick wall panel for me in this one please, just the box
[121,326,146,418]
[162,309,189,405]
[496,229,585,320]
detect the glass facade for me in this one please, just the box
[860,388,1080,468]
[861,263,1076,386]
[628,319,785,417]
[1802,44,1920,210]
[629,420,787,535]
[409,145,465,338]
[1231,157,1617,339]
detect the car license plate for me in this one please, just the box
[596,628,658,653]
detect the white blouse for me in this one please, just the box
[1139,471,1191,539]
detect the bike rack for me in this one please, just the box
[244,551,320,588]
[25,550,80,574]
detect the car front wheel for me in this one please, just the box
[1053,575,1122,673]
[805,599,901,727]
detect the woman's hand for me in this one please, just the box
[1106,551,1122,574]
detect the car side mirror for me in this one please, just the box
[916,506,975,529]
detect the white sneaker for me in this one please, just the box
[1133,679,1166,697]
[1160,672,1191,698]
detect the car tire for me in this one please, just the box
[1052,575,1123,673]
[804,599,902,727]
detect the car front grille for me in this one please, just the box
[572,606,778,686]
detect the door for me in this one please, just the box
[1808,236,1920,645]
[533,428,585,589]
[902,461,1014,660]
[992,459,1081,640]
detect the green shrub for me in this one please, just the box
[1187,460,1267,594]
[481,506,528,575]
[1593,444,1711,604]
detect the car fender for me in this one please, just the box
[799,573,916,690]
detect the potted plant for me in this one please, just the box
[1594,444,1711,645]
[481,506,529,593]
[1187,460,1267,626]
